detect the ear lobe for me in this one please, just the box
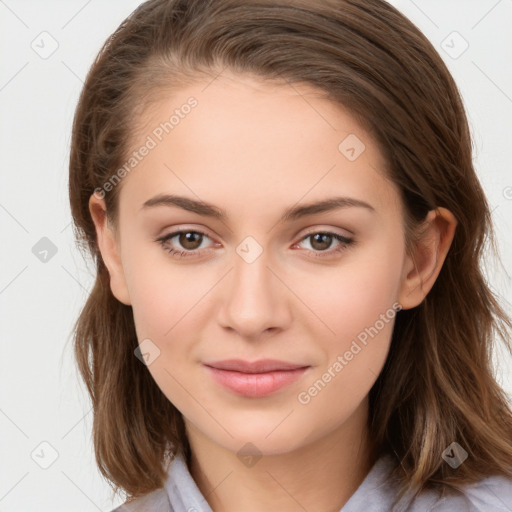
[398,207,457,310]
[88,194,131,306]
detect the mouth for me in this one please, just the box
[203,359,311,398]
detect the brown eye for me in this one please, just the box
[295,231,354,259]
[309,233,335,251]
[178,231,204,250]
[156,230,214,259]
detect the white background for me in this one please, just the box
[0,1,511,510]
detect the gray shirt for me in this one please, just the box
[111,451,512,511]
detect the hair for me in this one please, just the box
[68,0,512,506]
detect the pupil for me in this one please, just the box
[180,232,202,250]
[312,233,331,251]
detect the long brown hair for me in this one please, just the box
[68,0,512,504]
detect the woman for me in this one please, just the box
[68,0,512,510]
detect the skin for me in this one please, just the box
[89,70,457,512]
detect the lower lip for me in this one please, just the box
[204,366,309,398]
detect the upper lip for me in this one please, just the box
[203,359,309,373]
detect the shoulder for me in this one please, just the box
[436,473,512,511]
[109,487,171,512]
[409,473,512,512]
[108,451,211,512]
[343,452,512,512]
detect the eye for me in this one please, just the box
[155,229,355,260]
[155,229,217,259]
[293,231,354,258]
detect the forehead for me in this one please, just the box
[118,70,401,223]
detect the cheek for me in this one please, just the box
[295,265,399,425]
[123,237,210,339]
[294,242,403,398]
[296,242,403,344]
[125,253,212,408]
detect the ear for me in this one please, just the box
[88,193,131,306]
[398,207,457,310]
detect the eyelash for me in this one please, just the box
[155,229,355,260]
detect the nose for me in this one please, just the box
[217,245,292,340]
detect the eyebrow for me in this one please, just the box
[140,194,375,223]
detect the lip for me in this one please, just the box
[204,358,308,373]
[203,359,310,398]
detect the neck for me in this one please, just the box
[185,398,374,512]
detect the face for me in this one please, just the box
[93,71,420,457]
